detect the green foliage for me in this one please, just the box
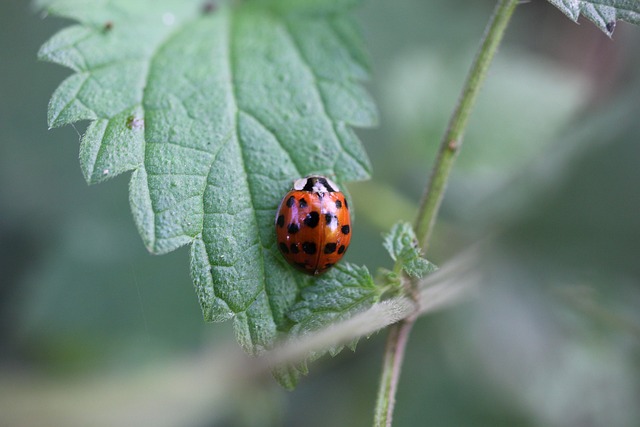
[288,263,380,336]
[280,262,380,387]
[38,0,376,355]
[383,222,437,279]
[547,0,640,35]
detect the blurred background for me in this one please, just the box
[1,0,639,426]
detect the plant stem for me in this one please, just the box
[373,314,415,427]
[373,1,519,426]
[414,0,520,252]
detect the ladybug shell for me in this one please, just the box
[275,176,351,275]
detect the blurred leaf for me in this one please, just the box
[379,49,588,209]
[14,196,212,369]
[383,221,437,278]
[349,180,416,231]
[38,0,376,354]
[547,0,640,35]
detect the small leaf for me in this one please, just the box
[383,221,437,278]
[39,0,376,355]
[546,0,640,35]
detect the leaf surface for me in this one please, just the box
[383,222,437,278]
[288,263,380,336]
[39,0,376,354]
[282,262,380,386]
[547,0,640,35]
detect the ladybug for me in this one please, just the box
[275,175,351,275]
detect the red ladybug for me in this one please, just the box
[275,175,351,275]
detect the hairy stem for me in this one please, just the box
[373,1,519,426]
[373,315,415,427]
[414,0,520,252]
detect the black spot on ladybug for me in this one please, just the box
[302,242,317,254]
[344,198,349,209]
[277,215,285,228]
[299,198,308,208]
[288,223,299,234]
[325,213,333,225]
[341,225,350,235]
[304,211,320,228]
[295,262,307,269]
[338,245,346,254]
[279,242,289,254]
[290,243,300,254]
[324,263,334,269]
[286,195,295,208]
[335,200,342,209]
[324,243,337,254]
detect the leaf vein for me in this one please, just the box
[145,172,206,178]
[83,58,146,74]
[150,139,217,156]
[279,18,370,176]
[139,17,208,249]
[238,108,302,177]
[152,194,202,215]
[52,72,91,125]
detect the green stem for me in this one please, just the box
[373,314,415,427]
[414,0,519,252]
[373,2,519,426]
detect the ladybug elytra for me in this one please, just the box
[275,175,351,275]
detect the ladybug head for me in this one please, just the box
[293,175,340,193]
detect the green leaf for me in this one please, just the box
[274,263,378,387]
[39,0,376,354]
[271,362,308,391]
[287,263,380,350]
[383,222,437,278]
[270,263,378,387]
[547,0,640,35]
